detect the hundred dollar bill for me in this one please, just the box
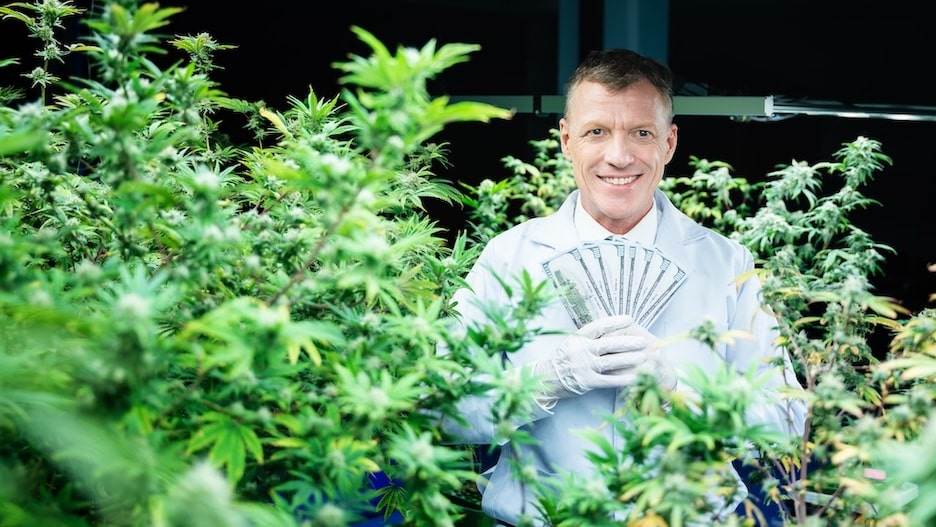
[542,247,613,327]
[581,242,619,315]
[637,267,686,327]
[631,244,656,316]
[620,242,639,316]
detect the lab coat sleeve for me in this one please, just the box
[438,239,556,445]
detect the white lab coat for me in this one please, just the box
[444,189,807,525]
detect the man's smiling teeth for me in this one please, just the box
[604,175,637,185]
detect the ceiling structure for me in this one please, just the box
[438,0,936,121]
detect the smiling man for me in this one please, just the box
[443,48,807,527]
[560,54,677,236]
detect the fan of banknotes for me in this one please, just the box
[541,238,686,329]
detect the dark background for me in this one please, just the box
[3,1,934,314]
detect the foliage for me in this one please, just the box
[461,129,576,245]
[463,129,935,525]
[0,2,523,526]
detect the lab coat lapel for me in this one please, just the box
[651,189,704,277]
[526,191,582,252]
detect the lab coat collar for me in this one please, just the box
[573,192,657,245]
[528,189,706,275]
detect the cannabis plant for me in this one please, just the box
[0,2,529,526]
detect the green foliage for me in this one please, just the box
[0,0,86,103]
[539,365,796,527]
[460,129,576,244]
[657,156,756,234]
[0,2,518,526]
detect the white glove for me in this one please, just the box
[533,314,676,407]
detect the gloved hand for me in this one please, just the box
[533,314,676,407]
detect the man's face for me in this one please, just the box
[559,79,677,235]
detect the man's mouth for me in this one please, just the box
[603,175,638,185]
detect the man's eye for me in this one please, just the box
[587,129,603,136]
[636,130,651,137]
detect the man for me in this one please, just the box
[443,49,807,526]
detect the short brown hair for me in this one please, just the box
[564,49,674,121]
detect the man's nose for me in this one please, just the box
[605,135,635,166]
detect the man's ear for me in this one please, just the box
[558,118,571,157]
[664,123,678,164]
